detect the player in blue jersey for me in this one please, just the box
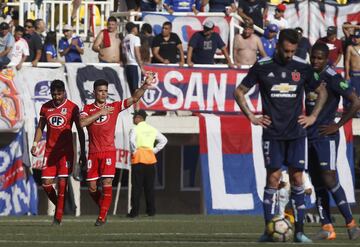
[306,42,360,240]
[234,29,327,243]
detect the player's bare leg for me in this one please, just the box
[88,180,101,207]
[42,178,57,206]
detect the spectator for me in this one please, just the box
[127,110,168,218]
[139,23,154,63]
[345,30,360,97]
[8,25,29,70]
[294,27,311,60]
[266,3,288,31]
[123,22,144,94]
[43,31,62,63]
[260,24,278,58]
[58,24,84,62]
[126,0,140,11]
[342,22,360,65]
[24,19,42,66]
[141,0,161,11]
[32,18,46,66]
[202,0,236,13]
[92,16,121,63]
[233,21,267,66]
[187,20,234,67]
[238,0,268,30]
[316,26,343,67]
[0,22,14,68]
[152,22,184,66]
[163,0,201,14]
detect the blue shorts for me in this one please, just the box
[125,65,140,94]
[350,71,360,97]
[308,136,339,172]
[262,137,306,170]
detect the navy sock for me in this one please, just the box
[263,187,277,225]
[291,185,306,234]
[315,187,332,225]
[330,183,353,225]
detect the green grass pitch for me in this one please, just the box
[0,215,359,246]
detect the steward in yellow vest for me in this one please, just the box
[127,110,167,218]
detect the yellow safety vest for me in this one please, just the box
[131,121,158,165]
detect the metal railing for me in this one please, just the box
[6,0,113,38]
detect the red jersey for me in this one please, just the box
[317,37,343,65]
[40,99,79,154]
[81,100,129,154]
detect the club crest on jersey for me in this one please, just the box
[292,71,301,82]
[61,108,67,115]
[48,114,66,128]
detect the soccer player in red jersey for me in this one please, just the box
[31,80,86,225]
[80,73,153,226]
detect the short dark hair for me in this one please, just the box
[15,25,25,33]
[25,19,35,26]
[278,28,299,45]
[163,21,172,28]
[107,16,117,23]
[93,79,108,90]
[311,42,329,57]
[34,18,44,30]
[50,80,65,92]
[141,23,152,34]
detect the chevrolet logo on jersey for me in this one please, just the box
[270,83,297,98]
[48,115,66,128]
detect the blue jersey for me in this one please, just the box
[164,0,200,11]
[241,56,319,140]
[305,66,352,140]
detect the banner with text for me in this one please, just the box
[0,130,38,215]
[141,65,259,113]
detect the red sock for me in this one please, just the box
[42,184,57,205]
[98,185,112,220]
[55,178,67,221]
[89,189,102,207]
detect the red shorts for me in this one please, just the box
[86,151,116,181]
[41,150,74,179]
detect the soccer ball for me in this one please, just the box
[266,215,293,242]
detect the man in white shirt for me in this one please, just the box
[8,25,29,70]
[122,22,144,94]
[128,110,168,218]
[266,3,288,31]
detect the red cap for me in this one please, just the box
[276,3,286,12]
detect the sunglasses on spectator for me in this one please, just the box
[25,25,33,28]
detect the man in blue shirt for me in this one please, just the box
[187,20,233,67]
[306,42,360,240]
[260,24,278,58]
[0,22,14,68]
[58,24,84,62]
[234,29,327,243]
